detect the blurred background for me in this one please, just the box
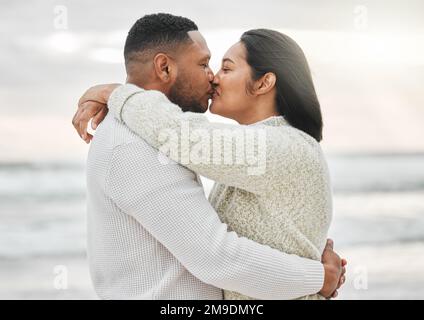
[1,0,423,299]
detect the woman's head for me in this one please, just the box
[210,29,323,142]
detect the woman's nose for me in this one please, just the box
[212,73,220,85]
[207,69,214,82]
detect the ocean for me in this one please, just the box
[1,154,423,299]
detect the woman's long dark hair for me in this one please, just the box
[240,29,323,142]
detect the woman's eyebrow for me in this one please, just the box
[222,58,235,64]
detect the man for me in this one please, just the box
[72,13,346,299]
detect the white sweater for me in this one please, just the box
[109,84,333,300]
[85,90,325,300]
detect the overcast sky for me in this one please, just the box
[1,0,424,33]
[1,1,423,160]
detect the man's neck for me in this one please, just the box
[126,76,170,97]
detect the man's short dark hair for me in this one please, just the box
[124,13,198,65]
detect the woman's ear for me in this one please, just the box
[153,53,176,83]
[254,72,277,96]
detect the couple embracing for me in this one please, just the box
[72,13,346,300]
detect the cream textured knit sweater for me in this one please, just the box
[86,113,324,299]
[109,84,333,300]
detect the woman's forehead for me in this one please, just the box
[223,42,245,62]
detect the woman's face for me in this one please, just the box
[209,42,255,122]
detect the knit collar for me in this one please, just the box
[249,115,289,127]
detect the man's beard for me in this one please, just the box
[168,75,206,113]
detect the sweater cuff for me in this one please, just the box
[302,259,325,295]
[108,83,144,121]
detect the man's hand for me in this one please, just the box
[319,239,347,299]
[72,83,121,143]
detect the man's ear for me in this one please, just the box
[153,53,176,83]
[253,72,277,96]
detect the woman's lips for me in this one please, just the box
[207,88,216,99]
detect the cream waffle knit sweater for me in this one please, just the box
[109,84,333,300]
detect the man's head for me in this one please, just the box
[124,13,214,113]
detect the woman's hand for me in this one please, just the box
[72,83,121,143]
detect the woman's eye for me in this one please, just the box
[222,67,230,72]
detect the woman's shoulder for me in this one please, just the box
[263,119,327,169]
[261,117,320,149]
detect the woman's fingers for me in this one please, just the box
[73,84,119,142]
[72,101,107,142]
[72,104,85,138]
[78,107,91,142]
[92,105,109,130]
[78,85,105,107]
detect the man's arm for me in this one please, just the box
[105,140,342,299]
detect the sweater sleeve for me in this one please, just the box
[106,141,324,299]
[109,84,303,195]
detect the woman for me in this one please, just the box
[81,29,333,300]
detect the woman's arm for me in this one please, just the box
[109,84,308,194]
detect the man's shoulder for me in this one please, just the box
[95,113,148,147]
[91,113,197,180]
[87,113,157,173]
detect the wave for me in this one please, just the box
[328,153,424,193]
[2,153,424,197]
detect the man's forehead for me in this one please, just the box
[187,30,211,58]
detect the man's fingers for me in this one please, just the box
[325,238,334,251]
[331,290,338,298]
[337,275,346,289]
[335,266,347,290]
[337,276,345,289]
